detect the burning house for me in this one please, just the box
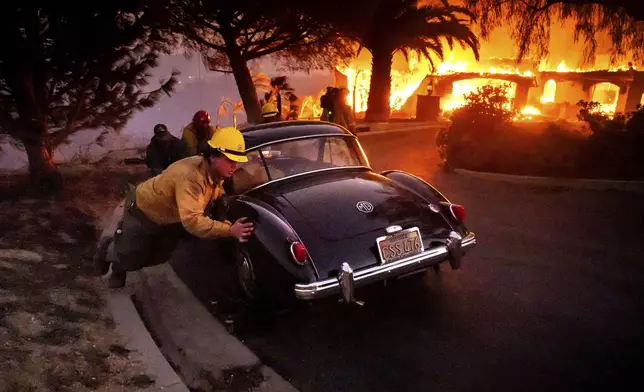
[333,53,644,122]
[329,19,644,123]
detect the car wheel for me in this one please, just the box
[234,248,299,316]
[236,248,258,301]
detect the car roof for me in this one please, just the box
[240,120,354,150]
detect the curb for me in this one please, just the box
[453,168,644,192]
[357,124,446,137]
[133,263,299,392]
[106,274,190,392]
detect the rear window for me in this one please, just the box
[232,136,365,193]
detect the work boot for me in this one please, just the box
[94,238,113,276]
[108,265,127,288]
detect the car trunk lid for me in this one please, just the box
[280,171,450,242]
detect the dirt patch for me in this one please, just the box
[0,164,157,392]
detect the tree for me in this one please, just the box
[0,1,178,191]
[463,0,644,63]
[269,76,296,117]
[324,0,480,122]
[172,0,352,124]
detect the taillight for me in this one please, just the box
[449,204,466,222]
[290,241,309,265]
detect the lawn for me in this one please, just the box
[0,163,158,392]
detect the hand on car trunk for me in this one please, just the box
[231,217,254,242]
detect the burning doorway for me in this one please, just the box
[590,82,620,115]
[441,78,517,113]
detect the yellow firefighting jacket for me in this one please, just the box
[135,155,232,238]
[181,123,217,156]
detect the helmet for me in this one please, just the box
[153,123,168,135]
[261,102,279,118]
[206,127,248,163]
[193,110,211,124]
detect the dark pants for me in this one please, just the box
[113,190,183,272]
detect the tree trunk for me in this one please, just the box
[22,133,62,193]
[365,47,393,123]
[5,66,63,192]
[276,90,282,117]
[221,31,262,124]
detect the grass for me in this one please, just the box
[0,163,159,392]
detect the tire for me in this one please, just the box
[235,248,259,302]
[233,248,300,314]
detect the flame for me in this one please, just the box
[548,60,636,73]
[589,82,620,115]
[541,80,557,103]
[521,105,541,116]
[440,78,517,113]
[514,105,542,121]
[336,50,430,114]
[435,56,534,77]
[298,91,326,119]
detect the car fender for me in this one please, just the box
[381,170,468,234]
[226,195,319,283]
[381,170,449,203]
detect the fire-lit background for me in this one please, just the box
[296,8,644,122]
[2,1,643,169]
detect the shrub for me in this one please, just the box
[577,102,644,179]
[438,87,644,179]
[437,84,515,169]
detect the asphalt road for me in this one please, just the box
[173,128,644,392]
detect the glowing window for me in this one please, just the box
[541,80,556,103]
[591,83,619,115]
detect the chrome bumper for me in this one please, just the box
[294,231,476,301]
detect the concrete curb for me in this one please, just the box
[133,263,299,392]
[453,168,644,192]
[357,123,446,137]
[106,274,190,392]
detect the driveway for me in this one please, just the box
[173,127,644,392]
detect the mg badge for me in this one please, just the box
[428,203,440,213]
[356,201,374,213]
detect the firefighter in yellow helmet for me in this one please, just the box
[261,102,281,123]
[105,127,253,288]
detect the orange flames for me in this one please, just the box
[334,49,637,120]
[329,15,642,121]
[336,50,429,114]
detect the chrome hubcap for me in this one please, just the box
[238,255,256,298]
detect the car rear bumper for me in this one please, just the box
[294,231,476,301]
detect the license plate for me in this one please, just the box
[376,227,424,264]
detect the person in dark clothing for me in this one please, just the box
[146,124,185,176]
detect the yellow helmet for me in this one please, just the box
[261,102,278,118]
[206,127,248,162]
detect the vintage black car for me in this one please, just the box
[221,121,476,305]
[97,120,476,306]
